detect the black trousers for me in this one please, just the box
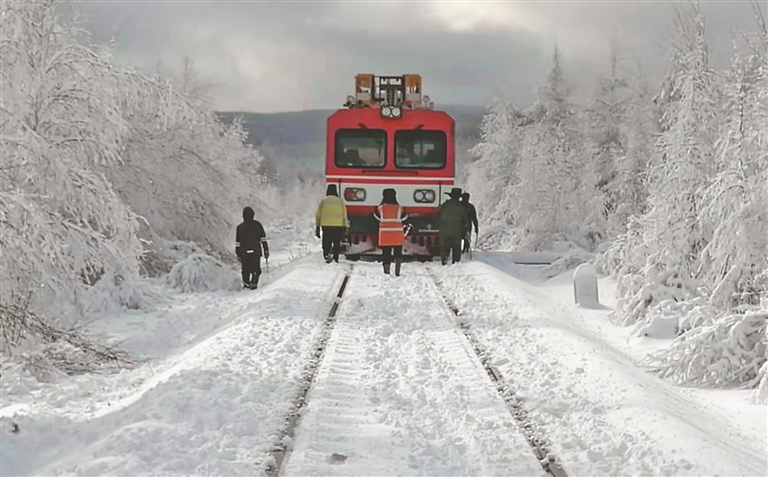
[462,230,472,253]
[241,253,262,285]
[322,226,344,262]
[440,236,462,264]
[381,245,402,265]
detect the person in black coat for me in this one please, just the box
[461,192,479,254]
[236,206,269,289]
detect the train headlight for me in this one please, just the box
[381,105,402,119]
[413,189,436,203]
[344,187,366,202]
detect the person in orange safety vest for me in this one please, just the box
[374,188,409,276]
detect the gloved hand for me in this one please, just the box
[264,251,270,260]
[315,227,321,239]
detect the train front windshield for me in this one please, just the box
[335,129,386,168]
[395,130,447,169]
[332,127,449,170]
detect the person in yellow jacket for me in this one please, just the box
[316,184,348,263]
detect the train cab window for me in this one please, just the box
[394,130,447,169]
[334,129,387,168]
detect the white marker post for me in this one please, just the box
[573,263,600,308]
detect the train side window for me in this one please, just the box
[334,129,387,168]
[394,130,447,169]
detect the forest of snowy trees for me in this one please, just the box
[1,0,765,398]
[468,3,767,394]
[0,0,301,366]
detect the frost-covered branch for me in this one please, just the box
[0,0,272,364]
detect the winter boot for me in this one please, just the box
[395,259,402,277]
[383,263,391,274]
[324,254,333,264]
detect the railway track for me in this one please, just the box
[266,262,568,477]
[265,263,354,476]
[427,270,568,477]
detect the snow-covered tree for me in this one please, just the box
[615,68,654,228]
[510,46,599,251]
[465,100,521,248]
[100,64,269,271]
[646,13,767,388]
[586,46,654,241]
[605,2,768,388]
[1,0,273,362]
[698,43,767,311]
[0,0,143,331]
[467,47,607,252]
[613,3,722,324]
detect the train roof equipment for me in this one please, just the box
[343,74,435,119]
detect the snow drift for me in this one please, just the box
[167,254,242,293]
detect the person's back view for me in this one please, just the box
[461,192,479,254]
[438,188,469,265]
[374,188,408,276]
[315,184,348,263]
[236,206,269,289]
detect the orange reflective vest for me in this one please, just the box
[376,204,405,247]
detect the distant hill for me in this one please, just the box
[217,104,487,146]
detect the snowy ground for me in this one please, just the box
[1,254,342,476]
[1,251,766,476]
[283,264,544,476]
[459,252,767,476]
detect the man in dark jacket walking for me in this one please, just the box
[461,192,479,254]
[438,187,469,265]
[236,206,269,289]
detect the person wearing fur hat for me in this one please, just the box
[236,206,269,289]
[438,187,469,265]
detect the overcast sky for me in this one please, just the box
[81,1,766,113]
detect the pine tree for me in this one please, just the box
[646,14,767,389]
[587,45,654,242]
[466,99,520,248]
[511,46,593,251]
[614,3,721,324]
[698,41,767,310]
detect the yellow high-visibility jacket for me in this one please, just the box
[316,196,348,227]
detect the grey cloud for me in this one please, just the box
[79,1,766,112]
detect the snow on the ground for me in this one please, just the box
[2,250,765,476]
[0,255,345,477]
[441,253,767,476]
[88,246,315,360]
[283,262,545,477]
[476,252,768,445]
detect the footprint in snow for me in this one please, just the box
[329,453,348,464]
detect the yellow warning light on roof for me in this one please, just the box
[348,74,431,110]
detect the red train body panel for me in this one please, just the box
[325,74,456,259]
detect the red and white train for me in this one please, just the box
[325,74,456,260]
